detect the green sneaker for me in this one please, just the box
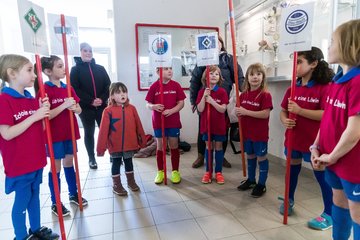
[308,213,333,231]
[278,196,294,216]
[171,170,181,184]
[154,170,164,184]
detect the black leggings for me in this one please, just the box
[111,157,134,175]
[79,108,104,160]
[197,114,228,154]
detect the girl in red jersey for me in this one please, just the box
[312,20,360,239]
[280,47,334,231]
[196,65,229,184]
[39,56,88,217]
[97,82,146,196]
[235,63,272,198]
[146,67,186,184]
[0,54,59,240]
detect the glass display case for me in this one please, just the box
[225,0,358,81]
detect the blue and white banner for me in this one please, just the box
[48,14,79,55]
[195,32,219,67]
[279,2,314,52]
[149,34,172,68]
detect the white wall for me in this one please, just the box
[113,0,228,143]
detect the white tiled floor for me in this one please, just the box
[0,133,334,239]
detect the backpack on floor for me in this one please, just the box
[179,141,191,152]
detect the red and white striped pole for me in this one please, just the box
[35,55,67,240]
[60,14,84,211]
[228,0,246,177]
[283,51,298,224]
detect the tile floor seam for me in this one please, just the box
[67,164,92,240]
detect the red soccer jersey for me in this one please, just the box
[196,86,229,136]
[281,81,329,152]
[319,68,360,183]
[145,80,186,130]
[0,88,47,177]
[43,81,80,142]
[240,88,273,142]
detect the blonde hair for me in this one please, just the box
[0,54,30,83]
[201,65,224,87]
[243,63,267,92]
[0,54,30,92]
[334,19,360,67]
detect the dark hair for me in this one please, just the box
[297,47,334,84]
[201,65,224,87]
[109,82,128,105]
[34,55,62,93]
[218,35,226,52]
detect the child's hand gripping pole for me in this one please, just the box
[35,55,67,240]
[159,67,167,184]
[283,51,298,224]
[228,0,246,177]
[61,14,84,211]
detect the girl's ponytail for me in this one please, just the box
[34,63,40,94]
[312,59,334,84]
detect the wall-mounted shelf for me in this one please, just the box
[267,75,291,82]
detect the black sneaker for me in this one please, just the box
[69,194,88,206]
[29,226,59,240]
[89,159,98,169]
[51,203,70,217]
[251,184,266,198]
[237,179,256,191]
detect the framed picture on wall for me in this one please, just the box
[135,23,219,91]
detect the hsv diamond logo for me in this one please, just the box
[198,36,216,50]
[24,8,42,33]
[151,37,168,55]
[285,10,308,34]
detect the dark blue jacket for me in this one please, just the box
[70,57,111,110]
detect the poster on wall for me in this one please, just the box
[195,32,219,67]
[48,13,79,55]
[279,2,314,52]
[17,0,48,55]
[148,34,172,68]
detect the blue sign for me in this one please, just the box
[198,36,216,50]
[285,10,308,34]
[151,37,168,55]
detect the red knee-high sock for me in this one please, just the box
[156,150,164,170]
[170,148,180,171]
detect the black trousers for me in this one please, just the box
[79,107,104,161]
[197,114,228,155]
[111,157,133,175]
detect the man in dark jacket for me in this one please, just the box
[190,36,244,168]
[70,42,111,169]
